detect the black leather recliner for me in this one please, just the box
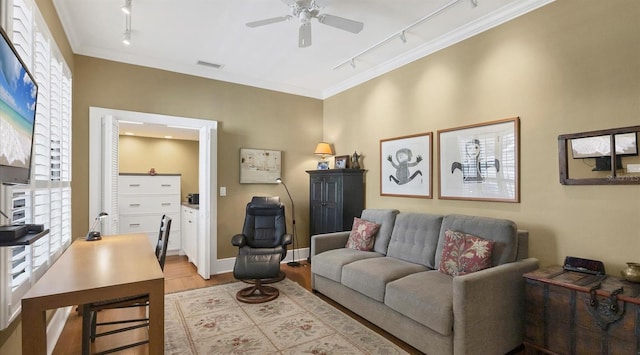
[231,196,292,303]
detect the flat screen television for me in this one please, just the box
[0,26,38,185]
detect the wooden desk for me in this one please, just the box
[21,233,164,354]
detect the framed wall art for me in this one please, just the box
[240,148,281,184]
[380,133,432,198]
[438,117,520,202]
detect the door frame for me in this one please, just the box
[88,106,217,278]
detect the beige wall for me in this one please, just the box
[323,0,640,273]
[119,135,200,200]
[2,0,639,352]
[72,56,324,260]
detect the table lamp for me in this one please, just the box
[314,142,333,163]
[86,212,108,241]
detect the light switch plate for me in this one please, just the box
[220,187,227,196]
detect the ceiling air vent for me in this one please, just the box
[196,60,224,69]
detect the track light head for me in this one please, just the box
[121,0,132,14]
[122,31,131,46]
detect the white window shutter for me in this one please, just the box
[0,0,73,330]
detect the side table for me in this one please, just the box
[523,265,640,354]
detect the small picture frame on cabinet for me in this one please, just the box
[334,155,349,169]
[317,161,329,170]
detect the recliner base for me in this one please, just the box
[236,279,279,303]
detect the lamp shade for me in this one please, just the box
[314,142,333,156]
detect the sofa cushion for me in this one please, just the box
[345,217,380,251]
[386,213,444,268]
[360,209,400,255]
[434,214,518,268]
[438,229,495,276]
[311,248,382,283]
[385,271,454,336]
[341,257,427,302]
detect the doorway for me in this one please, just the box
[88,107,217,279]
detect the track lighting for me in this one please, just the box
[333,0,467,70]
[121,0,132,46]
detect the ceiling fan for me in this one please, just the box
[246,0,364,48]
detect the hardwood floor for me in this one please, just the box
[51,255,421,354]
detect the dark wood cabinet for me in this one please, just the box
[306,169,364,260]
[523,266,640,355]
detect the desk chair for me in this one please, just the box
[231,196,292,303]
[81,215,171,355]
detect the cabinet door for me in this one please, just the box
[309,176,325,236]
[321,175,342,233]
[181,207,197,262]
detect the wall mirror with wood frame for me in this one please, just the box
[559,125,640,185]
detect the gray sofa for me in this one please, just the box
[310,209,539,355]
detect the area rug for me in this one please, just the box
[164,278,408,354]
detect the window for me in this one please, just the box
[0,0,72,330]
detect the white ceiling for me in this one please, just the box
[53,0,553,102]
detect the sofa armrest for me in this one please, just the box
[310,232,351,256]
[452,258,539,355]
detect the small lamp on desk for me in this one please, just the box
[86,212,108,241]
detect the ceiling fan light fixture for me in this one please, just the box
[246,0,363,48]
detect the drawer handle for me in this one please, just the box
[129,203,141,207]
[161,184,172,187]
[129,223,140,227]
[161,203,171,206]
[129,184,141,187]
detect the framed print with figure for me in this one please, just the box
[380,133,432,198]
[438,117,520,202]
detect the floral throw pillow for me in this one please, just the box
[345,217,381,251]
[438,229,495,276]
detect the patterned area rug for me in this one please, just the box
[164,278,408,354]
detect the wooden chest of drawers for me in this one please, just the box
[523,266,640,355]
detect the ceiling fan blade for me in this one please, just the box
[299,23,311,48]
[246,16,291,28]
[317,14,363,34]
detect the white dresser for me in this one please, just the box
[118,174,181,253]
